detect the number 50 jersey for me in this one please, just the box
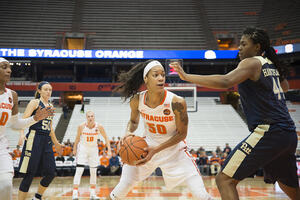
[29,100,53,135]
[139,90,179,147]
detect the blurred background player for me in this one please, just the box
[18,81,63,200]
[171,27,300,200]
[72,110,112,200]
[0,57,54,200]
[108,60,212,200]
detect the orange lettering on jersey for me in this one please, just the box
[0,112,9,126]
[0,103,12,110]
[83,132,98,136]
[140,111,174,122]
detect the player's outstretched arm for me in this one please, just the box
[10,91,54,130]
[73,124,83,156]
[99,124,112,157]
[170,58,260,89]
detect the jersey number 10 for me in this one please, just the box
[0,112,9,126]
[87,136,94,142]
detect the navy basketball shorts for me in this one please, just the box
[221,124,299,188]
[19,130,55,175]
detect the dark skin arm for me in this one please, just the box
[170,58,261,89]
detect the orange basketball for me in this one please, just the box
[118,135,148,165]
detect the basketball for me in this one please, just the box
[118,135,148,165]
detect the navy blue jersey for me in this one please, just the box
[238,56,295,132]
[29,100,53,134]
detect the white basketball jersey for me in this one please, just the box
[80,123,99,147]
[0,88,13,141]
[139,90,179,146]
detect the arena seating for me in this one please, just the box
[81,0,207,49]
[63,97,249,151]
[0,0,74,48]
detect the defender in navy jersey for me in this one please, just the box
[171,27,299,199]
[18,82,63,200]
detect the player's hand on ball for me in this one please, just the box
[169,62,188,81]
[135,146,156,166]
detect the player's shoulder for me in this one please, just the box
[171,95,187,111]
[239,57,262,69]
[130,93,140,105]
[78,122,86,128]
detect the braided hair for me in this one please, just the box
[243,27,289,80]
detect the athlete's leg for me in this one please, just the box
[18,173,35,200]
[216,172,240,200]
[185,175,212,200]
[0,172,13,200]
[73,165,85,198]
[277,181,300,200]
[110,163,155,200]
[89,167,98,199]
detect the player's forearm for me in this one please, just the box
[154,131,187,154]
[125,120,138,136]
[50,131,59,145]
[10,114,37,130]
[185,74,230,89]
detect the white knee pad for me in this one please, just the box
[90,167,97,185]
[110,180,137,200]
[186,175,212,200]
[73,167,84,185]
[0,172,13,200]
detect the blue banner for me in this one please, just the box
[0,43,298,59]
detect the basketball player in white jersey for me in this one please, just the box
[108,60,212,200]
[72,110,112,200]
[0,58,54,200]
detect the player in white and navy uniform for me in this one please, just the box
[109,60,212,200]
[72,110,111,200]
[0,58,54,200]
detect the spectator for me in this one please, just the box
[196,151,209,175]
[209,152,221,175]
[109,151,121,175]
[52,145,58,157]
[13,145,22,158]
[62,103,68,119]
[99,153,110,176]
[55,152,65,162]
[98,140,105,155]
[63,145,72,156]
[66,152,75,162]
[198,146,205,152]
[215,146,222,157]
[80,103,85,113]
[190,149,198,161]
[220,152,228,167]
[223,143,232,154]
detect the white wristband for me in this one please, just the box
[10,114,37,130]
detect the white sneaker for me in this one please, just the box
[72,190,79,200]
[90,189,99,200]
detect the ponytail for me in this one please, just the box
[113,60,154,101]
[265,47,289,81]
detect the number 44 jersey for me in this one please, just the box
[238,56,295,132]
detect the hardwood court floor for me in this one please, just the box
[13,176,292,199]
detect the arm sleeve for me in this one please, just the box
[10,114,37,130]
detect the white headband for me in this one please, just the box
[0,57,9,63]
[143,60,163,79]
